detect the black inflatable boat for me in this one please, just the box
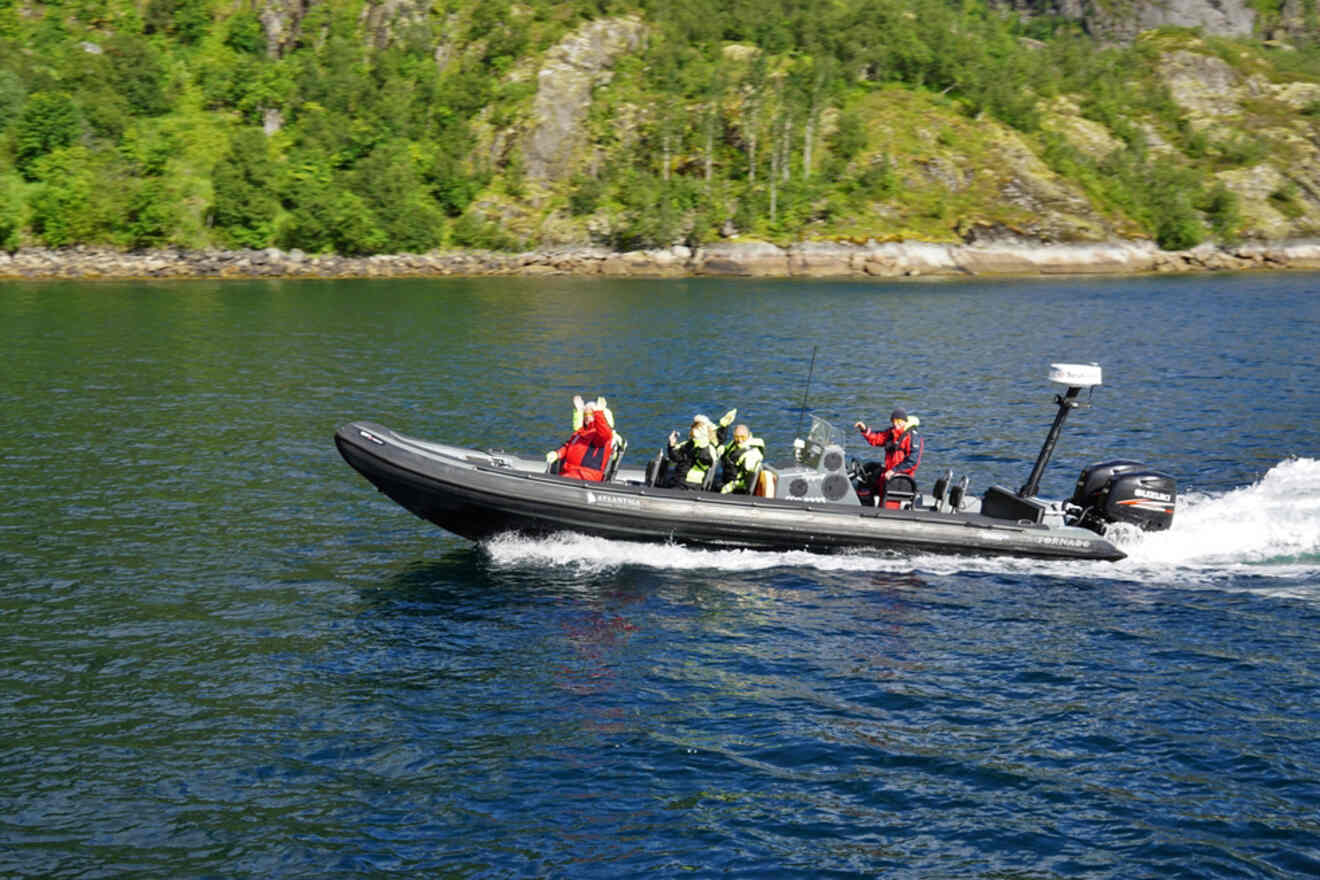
[335,363,1176,562]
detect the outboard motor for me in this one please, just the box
[1068,459,1177,534]
[1007,363,1176,536]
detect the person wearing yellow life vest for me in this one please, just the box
[662,408,736,489]
[715,423,765,494]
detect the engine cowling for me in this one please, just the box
[1069,460,1176,534]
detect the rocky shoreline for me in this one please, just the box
[3,238,1320,281]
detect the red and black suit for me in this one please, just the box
[859,425,919,478]
[554,409,614,481]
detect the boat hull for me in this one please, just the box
[335,422,1125,562]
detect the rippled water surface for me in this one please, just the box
[2,275,1319,878]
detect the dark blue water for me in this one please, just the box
[2,275,1319,878]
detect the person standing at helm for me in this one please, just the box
[854,407,921,485]
[716,423,765,494]
[546,395,614,481]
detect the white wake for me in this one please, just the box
[480,459,1320,591]
[1108,457,1320,580]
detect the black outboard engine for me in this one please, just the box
[1068,459,1177,534]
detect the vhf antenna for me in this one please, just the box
[795,345,819,440]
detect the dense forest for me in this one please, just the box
[1,0,1318,255]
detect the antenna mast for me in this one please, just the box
[795,346,819,440]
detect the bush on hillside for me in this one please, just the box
[123,179,178,249]
[210,129,279,249]
[16,92,81,181]
[27,147,103,246]
[0,173,24,251]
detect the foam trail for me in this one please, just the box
[480,460,1320,587]
[481,531,929,576]
[1114,457,1320,571]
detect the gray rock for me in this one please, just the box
[259,0,309,60]
[695,241,790,276]
[1019,0,1255,41]
[4,239,1320,280]
[360,0,432,51]
[524,17,646,181]
[1160,50,1245,118]
[263,108,284,136]
[1137,0,1254,38]
[1271,0,1309,39]
[955,241,1159,275]
[787,242,858,277]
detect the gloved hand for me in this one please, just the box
[545,450,558,464]
[595,396,607,410]
[572,395,585,411]
[719,408,737,427]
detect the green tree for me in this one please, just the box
[277,153,337,252]
[1155,205,1206,251]
[119,126,175,176]
[1199,182,1242,243]
[829,109,867,162]
[225,10,265,55]
[70,0,112,26]
[144,0,211,44]
[436,61,494,118]
[16,92,81,180]
[27,146,101,246]
[278,150,388,255]
[237,59,296,126]
[294,34,373,118]
[210,129,278,248]
[569,174,605,216]
[197,53,259,111]
[604,169,698,249]
[1149,165,1207,250]
[0,173,24,250]
[280,184,388,256]
[123,179,176,248]
[105,34,170,117]
[353,140,445,253]
[427,126,485,217]
[450,211,518,250]
[0,69,23,132]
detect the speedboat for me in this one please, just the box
[334,363,1176,562]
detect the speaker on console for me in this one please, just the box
[782,444,855,503]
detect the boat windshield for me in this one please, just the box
[798,415,848,470]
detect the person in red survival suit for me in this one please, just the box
[546,395,614,481]
[854,407,921,491]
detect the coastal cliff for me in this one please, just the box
[2,0,1319,267]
